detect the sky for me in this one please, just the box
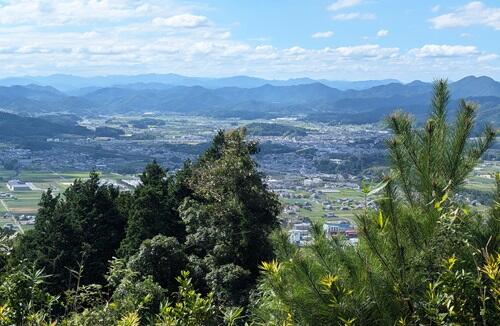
[0,0,499,81]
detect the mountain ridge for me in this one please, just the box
[0,75,497,125]
[0,73,400,91]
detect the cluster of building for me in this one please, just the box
[288,220,358,247]
[18,214,36,225]
[0,192,14,199]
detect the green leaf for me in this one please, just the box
[368,179,389,197]
[434,191,449,209]
[377,210,386,230]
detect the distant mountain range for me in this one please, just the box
[0,73,399,92]
[0,75,498,126]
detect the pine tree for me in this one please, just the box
[386,79,495,208]
[252,80,498,325]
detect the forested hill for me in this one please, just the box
[0,75,498,125]
[0,111,91,137]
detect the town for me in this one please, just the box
[1,113,498,242]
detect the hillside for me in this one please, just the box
[0,111,91,138]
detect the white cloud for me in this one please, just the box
[312,31,334,38]
[327,0,362,12]
[377,29,389,37]
[284,46,307,55]
[332,12,375,21]
[0,0,153,25]
[430,1,500,30]
[477,53,499,62]
[409,44,478,57]
[431,5,441,13]
[332,44,399,59]
[0,0,496,80]
[152,14,209,28]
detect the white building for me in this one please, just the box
[6,180,31,191]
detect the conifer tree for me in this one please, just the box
[386,79,495,208]
[13,172,125,293]
[118,161,185,258]
[181,129,281,306]
[252,80,498,325]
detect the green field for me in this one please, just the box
[0,169,137,217]
[281,186,368,225]
[464,161,498,193]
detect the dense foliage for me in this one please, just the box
[1,128,280,324]
[0,80,497,325]
[181,130,281,307]
[13,173,126,293]
[251,80,499,325]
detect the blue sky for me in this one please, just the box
[0,0,499,81]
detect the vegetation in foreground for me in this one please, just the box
[0,80,497,325]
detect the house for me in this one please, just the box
[6,180,31,191]
[323,222,340,235]
[344,229,358,239]
[289,221,313,246]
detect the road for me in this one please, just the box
[0,199,24,234]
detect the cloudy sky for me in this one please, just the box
[0,0,499,81]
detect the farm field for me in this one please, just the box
[281,187,369,224]
[464,161,499,192]
[0,169,137,218]
[0,159,498,232]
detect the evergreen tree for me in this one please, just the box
[386,79,495,208]
[118,161,185,258]
[13,172,126,293]
[127,235,187,293]
[251,80,498,325]
[181,129,281,306]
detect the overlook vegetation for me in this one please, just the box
[0,80,498,325]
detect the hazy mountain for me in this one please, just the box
[0,73,399,91]
[80,86,227,113]
[0,84,92,113]
[342,80,432,99]
[449,76,500,98]
[319,79,400,90]
[213,82,343,104]
[0,75,497,125]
